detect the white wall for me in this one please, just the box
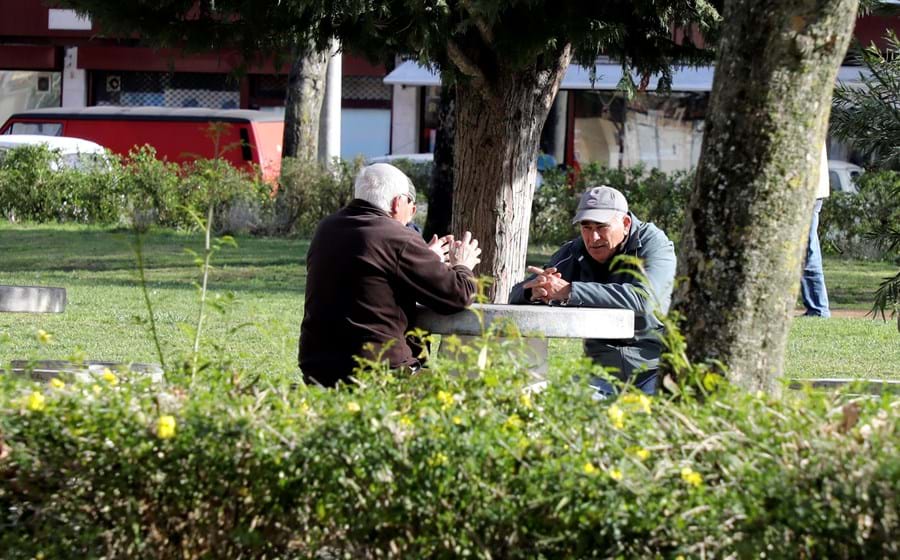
[341,108,391,160]
[61,47,87,108]
[390,84,419,154]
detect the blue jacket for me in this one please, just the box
[509,213,676,380]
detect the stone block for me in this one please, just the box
[0,285,67,313]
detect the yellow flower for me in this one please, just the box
[101,369,118,385]
[681,467,703,487]
[49,378,65,389]
[519,393,533,409]
[346,401,361,413]
[503,414,523,430]
[399,414,415,427]
[452,415,463,426]
[91,384,102,395]
[609,468,623,481]
[428,452,449,467]
[27,391,46,412]
[607,405,625,429]
[36,329,52,344]
[702,372,724,392]
[436,390,454,409]
[621,393,651,414]
[156,415,176,439]
[583,462,598,475]
[627,446,650,461]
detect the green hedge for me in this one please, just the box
[821,170,900,261]
[1,350,896,558]
[271,156,363,235]
[531,163,693,246]
[0,145,270,232]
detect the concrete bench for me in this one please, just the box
[0,285,67,313]
[788,378,900,395]
[6,360,164,384]
[413,303,634,376]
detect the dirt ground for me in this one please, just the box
[793,308,877,319]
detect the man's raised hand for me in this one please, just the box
[449,231,481,270]
[427,234,453,263]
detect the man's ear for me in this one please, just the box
[389,195,401,218]
[622,214,632,230]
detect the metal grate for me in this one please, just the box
[90,70,240,109]
[342,75,391,101]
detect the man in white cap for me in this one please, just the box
[509,185,676,395]
[300,163,482,387]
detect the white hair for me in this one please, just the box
[354,163,413,212]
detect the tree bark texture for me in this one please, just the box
[282,46,329,161]
[452,45,572,301]
[675,0,859,392]
[424,84,456,240]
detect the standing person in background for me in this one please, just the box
[801,145,831,318]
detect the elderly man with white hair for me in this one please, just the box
[300,163,481,387]
[509,185,676,396]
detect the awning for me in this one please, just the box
[384,60,869,91]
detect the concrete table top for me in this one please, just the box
[414,303,634,339]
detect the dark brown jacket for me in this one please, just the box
[299,199,475,386]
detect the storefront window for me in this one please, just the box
[572,91,708,172]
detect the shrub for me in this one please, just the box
[272,157,362,235]
[531,163,693,246]
[0,144,270,232]
[821,170,900,261]
[1,351,897,558]
[388,158,434,203]
[0,144,123,223]
[177,157,270,234]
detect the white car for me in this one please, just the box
[828,159,863,194]
[365,153,434,165]
[0,134,109,170]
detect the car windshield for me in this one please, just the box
[9,122,63,135]
[62,152,109,171]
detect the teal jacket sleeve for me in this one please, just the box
[507,242,577,304]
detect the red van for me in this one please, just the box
[0,107,284,182]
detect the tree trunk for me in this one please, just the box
[282,46,329,161]
[675,0,859,392]
[452,45,572,301]
[424,83,455,239]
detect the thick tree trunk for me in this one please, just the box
[282,46,329,161]
[424,84,455,239]
[675,0,859,392]
[452,45,572,301]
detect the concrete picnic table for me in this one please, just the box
[413,303,635,375]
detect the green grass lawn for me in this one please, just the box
[2,223,897,380]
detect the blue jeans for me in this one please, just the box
[589,371,658,399]
[801,199,830,317]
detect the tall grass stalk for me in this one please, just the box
[191,205,215,385]
[132,230,168,377]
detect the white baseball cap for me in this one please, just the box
[572,185,629,224]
